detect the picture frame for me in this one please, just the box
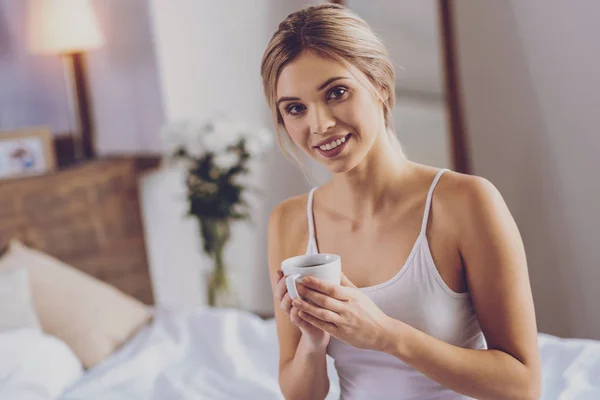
[0,127,57,180]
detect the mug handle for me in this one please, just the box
[285,273,302,300]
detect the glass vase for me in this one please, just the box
[206,247,238,308]
[201,218,238,308]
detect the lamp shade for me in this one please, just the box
[27,0,104,54]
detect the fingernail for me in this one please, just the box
[293,300,302,307]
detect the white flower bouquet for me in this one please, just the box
[161,115,273,306]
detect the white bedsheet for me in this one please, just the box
[61,307,339,400]
[0,329,83,400]
[538,333,600,399]
[57,307,599,400]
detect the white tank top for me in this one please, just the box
[305,169,487,400]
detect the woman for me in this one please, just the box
[263,4,541,400]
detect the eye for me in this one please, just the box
[327,86,348,101]
[284,103,306,116]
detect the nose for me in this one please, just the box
[309,104,335,135]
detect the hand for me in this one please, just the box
[274,270,330,350]
[293,272,393,352]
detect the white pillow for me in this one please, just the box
[0,328,84,399]
[0,260,40,332]
[2,240,152,369]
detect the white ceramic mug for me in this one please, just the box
[281,254,341,300]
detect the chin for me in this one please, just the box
[327,163,353,174]
[319,153,364,175]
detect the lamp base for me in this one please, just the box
[62,52,95,161]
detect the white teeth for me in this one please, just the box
[319,136,347,151]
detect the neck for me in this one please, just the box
[331,130,410,220]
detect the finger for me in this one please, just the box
[297,284,345,313]
[280,293,292,315]
[274,270,283,286]
[274,276,287,301]
[290,307,313,330]
[297,309,336,334]
[300,277,349,301]
[293,298,340,325]
[340,272,357,288]
[272,270,282,290]
[289,306,301,325]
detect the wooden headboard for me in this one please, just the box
[0,157,156,304]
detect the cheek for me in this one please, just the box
[337,94,380,133]
[358,93,383,122]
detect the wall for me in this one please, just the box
[0,0,71,132]
[453,0,600,339]
[348,0,451,169]
[0,0,164,155]
[145,0,314,314]
[87,0,164,154]
[394,98,450,169]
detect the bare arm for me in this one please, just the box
[268,202,330,400]
[382,176,541,399]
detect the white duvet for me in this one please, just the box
[61,307,340,400]
[0,329,83,400]
[1,307,599,399]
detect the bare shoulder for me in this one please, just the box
[435,173,540,381]
[434,169,526,279]
[268,192,311,271]
[436,169,501,202]
[268,193,310,240]
[434,170,509,232]
[269,193,309,226]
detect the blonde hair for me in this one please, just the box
[260,3,401,180]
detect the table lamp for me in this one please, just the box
[27,0,105,161]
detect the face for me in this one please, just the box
[276,51,386,173]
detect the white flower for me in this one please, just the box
[245,137,263,156]
[244,127,273,156]
[255,127,274,149]
[232,202,247,216]
[161,116,272,158]
[212,118,243,146]
[229,120,250,140]
[160,119,209,157]
[202,132,226,153]
[213,152,239,170]
[200,117,245,153]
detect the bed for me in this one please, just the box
[0,158,598,399]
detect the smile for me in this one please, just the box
[314,133,352,158]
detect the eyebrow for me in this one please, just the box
[276,76,350,108]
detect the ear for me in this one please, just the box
[371,85,390,109]
[379,85,391,104]
[379,84,389,98]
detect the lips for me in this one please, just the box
[314,133,352,159]
[314,134,349,149]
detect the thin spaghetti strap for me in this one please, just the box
[306,187,319,254]
[420,169,449,236]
